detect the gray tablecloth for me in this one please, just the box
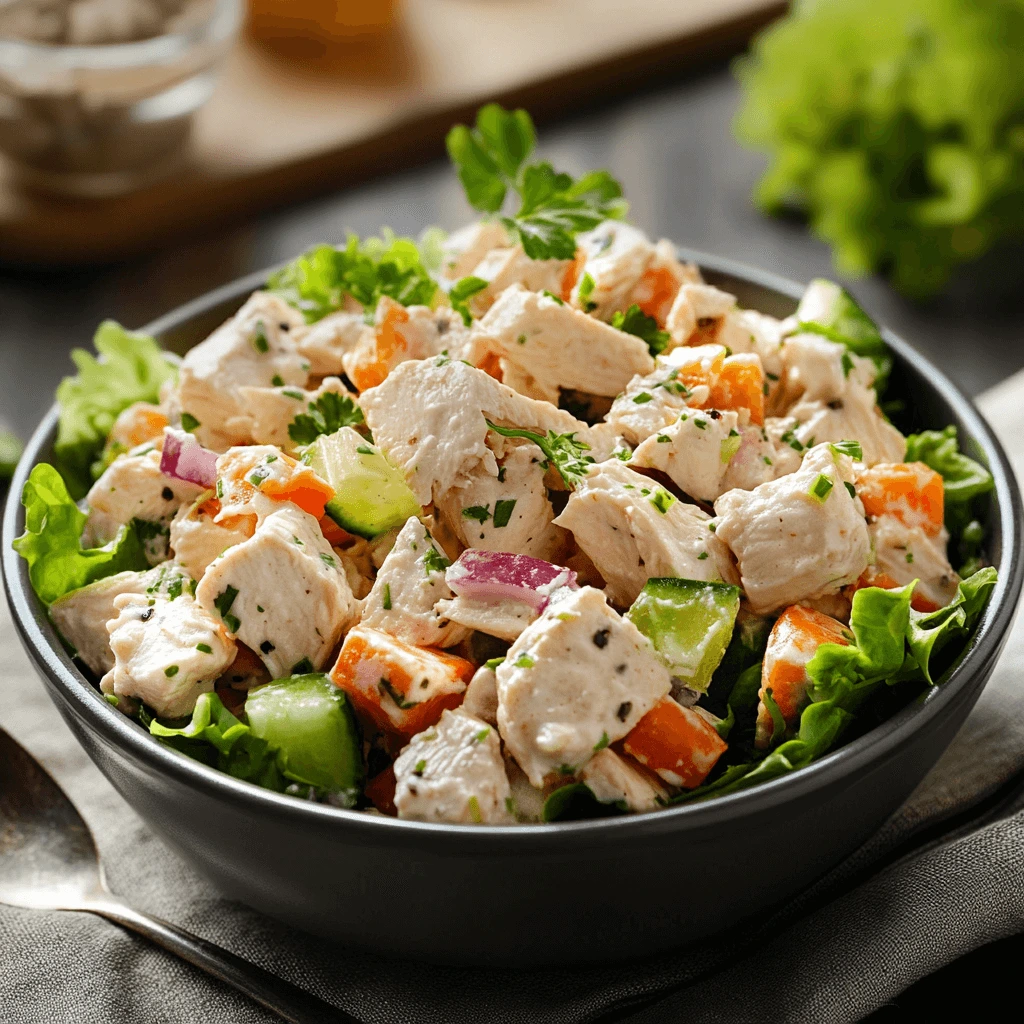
[3,371,1024,1024]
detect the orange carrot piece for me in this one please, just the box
[847,569,941,614]
[318,515,352,547]
[621,696,727,789]
[329,625,473,739]
[346,298,411,392]
[675,346,726,394]
[856,462,945,536]
[560,249,585,302]
[707,354,765,425]
[631,264,681,326]
[261,471,335,520]
[756,605,850,749]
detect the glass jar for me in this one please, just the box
[0,0,243,198]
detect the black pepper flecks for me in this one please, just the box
[708,409,722,420]
[260,640,275,654]
[592,629,611,649]
[140,608,154,622]
[616,701,632,721]
[161,487,174,501]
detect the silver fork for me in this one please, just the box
[0,726,360,1023]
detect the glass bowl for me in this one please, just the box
[0,0,243,198]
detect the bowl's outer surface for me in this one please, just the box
[4,253,1022,965]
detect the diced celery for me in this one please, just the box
[627,578,741,693]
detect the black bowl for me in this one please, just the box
[4,252,1022,966]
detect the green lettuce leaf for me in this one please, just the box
[267,231,439,324]
[13,463,148,606]
[905,567,998,684]
[149,692,289,792]
[55,322,177,500]
[904,425,994,505]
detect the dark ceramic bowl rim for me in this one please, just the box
[4,249,1022,851]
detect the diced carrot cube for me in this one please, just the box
[329,625,473,739]
[856,462,944,536]
[364,766,397,816]
[260,470,335,520]
[561,249,585,302]
[621,696,727,789]
[756,605,850,749]
[318,515,352,547]
[707,354,765,426]
[346,297,411,392]
[631,264,682,326]
[476,350,504,382]
[674,344,726,394]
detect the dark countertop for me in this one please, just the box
[2,61,1022,1021]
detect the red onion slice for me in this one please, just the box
[446,550,577,613]
[160,428,218,488]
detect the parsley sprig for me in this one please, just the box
[485,421,595,487]
[446,104,627,261]
[288,393,364,446]
[611,304,670,356]
[268,231,439,324]
[449,275,489,326]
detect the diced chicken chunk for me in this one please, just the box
[630,408,744,502]
[439,221,511,284]
[553,460,730,607]
[360,517,467,647]
[101,591,235,718]
[777,333,875,407]
[473,285,654,404]
[195,504,357,678]
[169,494,254,580]
[329,624,474,739]
[465,245,576,316]
[437,442,564,560]
[84,449,204,564]
[236,377,353,452]
[461,663,499,726]
[579,748,667,812]
[49,564,191,675]
[496,586,672,786]
[756,605,851,748]
[870,517,960,610]
[393,710,513,825]
[433,594,538,642]
[174,292,308,450]
[713,443,871,613]
[782,380,905,467]
[295,310,365,376]
[359,358,587,506]
[665,282,737,347]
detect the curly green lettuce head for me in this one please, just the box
[734,0,1024,297]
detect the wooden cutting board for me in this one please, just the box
[0,0,783,266]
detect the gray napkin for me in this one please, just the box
[3,372,1024,1024]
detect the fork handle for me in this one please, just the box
[87,898,361,1024]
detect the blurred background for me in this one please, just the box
[1,0,1023,1012]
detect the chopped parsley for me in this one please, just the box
[829,439,863,461]
[196,643,213,654]
[698,551,709,560]
[382,582,392,610]
[906,551,915,563]
[485,422,595,488]
[164,665,179,677]
[578,271,597,311]
[632,392,653,405]
[649,488,676,514]
[180,412,200,433]
[319,552,337,568]
[492,498,516,528]
[514,653,536,668]
[780,429,805,452]
[449,275,489,326]
[657,434,671,443]
[541,290,565,305]
[213,586,240,633]
[841,351,855,378]
[845,481,857,498]
[809,473,834,503]
[423,547,451,576]
[356,445,375,455]
[282,389,304,400]
[593,731,610,752]
[413,759,427,776]
[610,304,670,356]
[462,505,491,524]
[474,728,491,743]
[252,321,269,354]
[484,657,505,670]
[291,658,314,675]
[288,392,364,446]
[378,677,416,709]
[467,795,483,824]
[272,375,285,387]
